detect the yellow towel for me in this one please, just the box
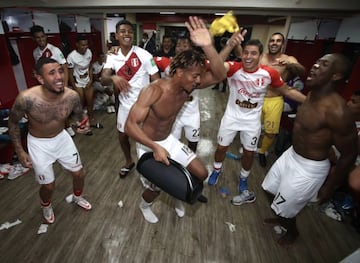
[209,11,240,36]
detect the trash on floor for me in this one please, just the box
[37,224,48,235]
[0,219,22,231]
[219,187,231,198]
[225,221,236,232]
[273,225,287,235]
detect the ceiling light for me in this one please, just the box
[160,11,175,15]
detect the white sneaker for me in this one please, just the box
[66,127,76,137]
[0,163,11,179]
[111,106,116,113]
[42,203,55,224]
[7,164,30,180]
[68,194,92,210]
[107,106,113,114]
[231,190,256,206]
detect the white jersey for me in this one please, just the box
[225,62,284,126]
[67,49,92,88]
[33,43,66,64]
[104,46,158,110]
[178,89,199,117]
[92,61,104,75]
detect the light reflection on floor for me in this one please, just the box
[196,138,215,159]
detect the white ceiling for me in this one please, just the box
[0,0,359,19]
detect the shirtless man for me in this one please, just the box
[154,36,201,152]
[347,91,360,229]
[262,53,358,246]
[258,33,305,167]
[30,25,75,137]
[125,16,226,223]
[8,57,92,224]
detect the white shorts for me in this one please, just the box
[217,112,261,151]
[262,146,330,218]
[27,130,83,185]
[172,111,200,142]
[136,134,197,191]
[117,104,130,133]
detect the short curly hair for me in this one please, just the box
[169,49,206,77]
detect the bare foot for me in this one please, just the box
[277,230,299,246]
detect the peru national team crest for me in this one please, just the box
[41,48,53,59]
[117,52,142,81]
[255,77,265,87]
[131,58,139,67]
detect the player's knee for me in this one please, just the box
[197,167,208,181]
[217,144,228,154]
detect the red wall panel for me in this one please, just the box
[285,39,360,99]
[0,35,18,109]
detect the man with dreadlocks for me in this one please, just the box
[125,16,226,223]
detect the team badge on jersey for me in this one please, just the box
[41,48,53,59]
[131,58,139,67]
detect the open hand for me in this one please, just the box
[185,16,212,47]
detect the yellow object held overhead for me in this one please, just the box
[209,11,240,36]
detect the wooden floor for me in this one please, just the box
[0,87,359,263]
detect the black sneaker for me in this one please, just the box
[258,153,267,167]
[197,194,208,203]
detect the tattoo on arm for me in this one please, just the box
[70,94,84,121]
[8,96,31,154]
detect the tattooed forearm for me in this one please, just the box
[8,97,28,155]
[70,93,84,122]
[8,123,23,155]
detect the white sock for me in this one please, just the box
[174,199,185,218]
[139,198,158,223]
[213,162,222,170]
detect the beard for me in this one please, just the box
[269,45,281,55]
[45,84,64,94]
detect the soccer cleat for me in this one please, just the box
[208,169,221,186]
[69,195,92,210]
[231,190,256,206]
[42,204,55,224]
